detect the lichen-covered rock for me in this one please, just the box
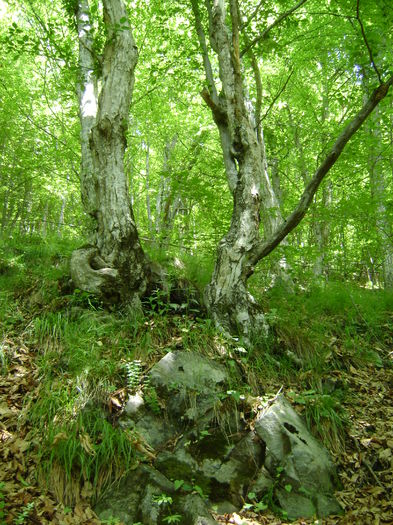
[95,353,342,524]
[254,395,343,518]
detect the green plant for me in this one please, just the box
[144,386,161,414]
[0,482,6,525]
[287,389,348,452]
[101,517,121,525]
[152,493,183,524]
[34,406,136,505]
[13,502,34,524]
[69,288,103,310]
[0,342,8,374]
[173,479,209,500]
[153,494,173,506]
[125,360,143,391]
[244,492,268,513]
[163,514,182,524]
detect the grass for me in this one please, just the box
[1,232,392,508]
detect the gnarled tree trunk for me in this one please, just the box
[71,0,155,303]
[192,0,393,338]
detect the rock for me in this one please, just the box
[95,466,174,525]
[254,395,343,518]
[135,413,177,449]
[275,488,316,520]
[149,351,227,391]
[315,493,344,517]
[124,392,144,415]
[96,353,342,523]
[140,484,163,525]
[179,494,217,524]
[211,501,238,514]
[156,448,200,481]
[248,466,274,495]
[94,469,144,524]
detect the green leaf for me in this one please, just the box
[174,479,184,491]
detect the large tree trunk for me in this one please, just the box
[192,0,393,338]
[71,0,154,303]
[192,0,268,337]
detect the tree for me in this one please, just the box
[190,0,393,337]
[70,0,161,304]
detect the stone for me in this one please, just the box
[248,466,274,496]
[178,494,217,525]
[149,351,227,395]
[275,488,316,520]
[135,413,177,449]
[124,392,144,415]
[254,395,343,518]
[96,354,342,523]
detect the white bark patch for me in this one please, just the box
[81,82,97,118]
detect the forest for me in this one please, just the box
[0,0,393,523]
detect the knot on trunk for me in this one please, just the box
[70,246,120,302]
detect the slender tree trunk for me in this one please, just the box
[42,202,49,237]
[57,174,69,235]
[313,181,332,278]
[144,141,154,235]
[70,0,157,302]
[368,106,393,289]
[155,137,177,247]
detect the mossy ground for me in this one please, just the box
[0,234,392,524]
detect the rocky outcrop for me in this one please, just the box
[95,351,343,523]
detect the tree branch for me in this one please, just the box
[240,0,264,30]
[201,88,227,125]
[250,75,393,265]
[259,69,293,124]
[356,0,382,83]
[190,0,218,102]
[240,0,309,57]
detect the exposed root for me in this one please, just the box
[70,247,119,300]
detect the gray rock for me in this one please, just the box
[124,392,144,415]
[211,501,238,514]
[315,493,344,517]
[254,395,342,518]
[135,413,177,449]
[156,448,200,481]
[149,351,227,393]
[254,396,336,491]
[248,466,274,496]
[178,494,217,524]
[148,352,228,425]
[96,353,342,523]
[94,469,144,524]
[140,484,162,525]
[275,488,316,520]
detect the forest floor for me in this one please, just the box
[1,238,393,524]
[2,302,393,524]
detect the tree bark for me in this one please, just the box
[70,0,154,302]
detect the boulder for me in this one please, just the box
[254,395,343,519]
[95,352,342,524]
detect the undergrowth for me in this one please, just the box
[1,233,392,508]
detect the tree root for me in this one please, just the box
[70,247,120,300]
